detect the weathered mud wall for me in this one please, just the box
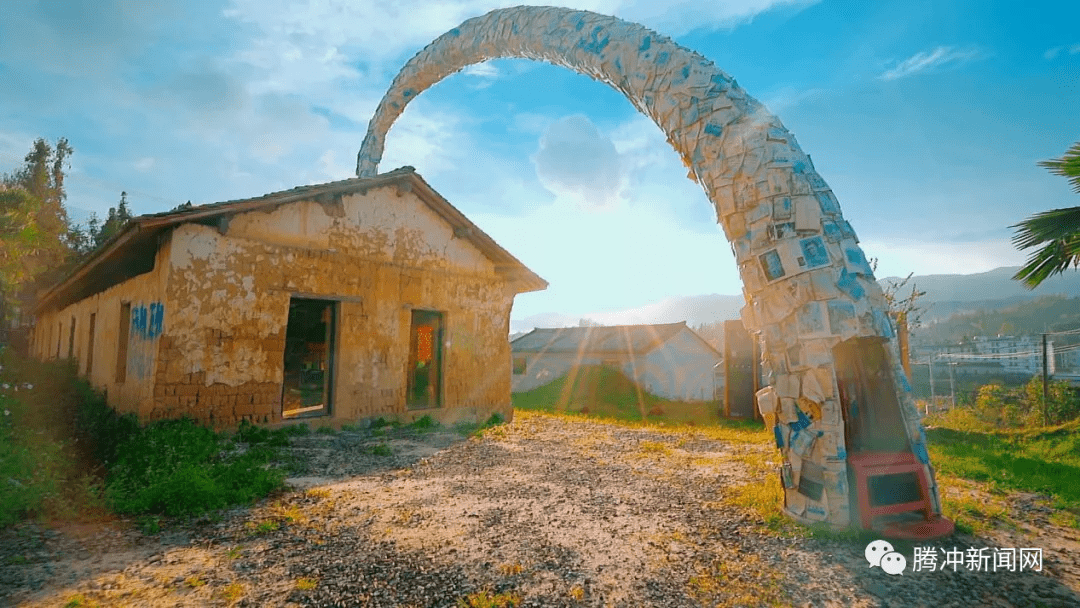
[32,245,171,419]
[158,184,517,427]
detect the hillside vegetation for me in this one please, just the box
[915,295,1080,345]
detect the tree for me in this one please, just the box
[1012,141,1080,288]
[870,258,927,329]
[693,320,725,352]
[87,191,133,250]
[0,138,77,318]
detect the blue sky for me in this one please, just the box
[2,0,1078,332]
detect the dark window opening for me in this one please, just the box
[56,322,62,358]
[86,313,96,375]
[116,302,131,383]
[282,298,335,418]
[512,356,526,375]
[68,316,76,359]
[407,310,443,409]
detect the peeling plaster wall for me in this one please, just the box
[158,185,518,427]
[31,244,171,420]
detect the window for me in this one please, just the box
[116,302,131,383]
[512,356,527,375]
[68,316,76,359]
[407,310,443,409]
[86,313,96,375]
[281,298,336,418]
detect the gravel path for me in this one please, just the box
[2,412,1078,607]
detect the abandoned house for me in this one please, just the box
[29,167,547,428]
[510,322,722,402]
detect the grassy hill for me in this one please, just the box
[511,364,728,426]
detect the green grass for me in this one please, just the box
[411,414,438,431]
[512,364,727,427]
[0,350,290,522]
[454,413,507,438]
[926,417,1080,507]
[924,407,1080,529]
[1,349,104,527]
[362,442,393,456]
[102,416,286,517]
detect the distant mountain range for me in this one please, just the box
[510,267,1080,334]
[880,266,1080,323]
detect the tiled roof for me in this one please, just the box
[510,322,691,355]
[35,167,546,312]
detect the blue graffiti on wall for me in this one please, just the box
[127,302,164,380]
[131,302,164,339]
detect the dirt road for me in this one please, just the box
[2,412,1078,607]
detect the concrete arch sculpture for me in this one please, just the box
[357,5,947,533]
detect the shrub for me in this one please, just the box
[0,392,64,526]
[234,419,292,446]
[0,350,75,526]
[74,380,138,466]
[104,417,285,517]
[412,415,437,430]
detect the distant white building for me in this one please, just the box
[926,335,1054,376]
[510,322,722,402]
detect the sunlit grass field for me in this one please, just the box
[924,409,1080,530]
[513,365,1080,533]
[513,364,732,425]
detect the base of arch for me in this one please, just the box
[782,507,955,541]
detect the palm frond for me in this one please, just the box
[1010,206,1080,249]
[1036,140,1080,192]
[1038,141,1080,194]
[1012,236,1080,288]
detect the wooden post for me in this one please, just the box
[1043,333,1050,426]
[896,311,912,382]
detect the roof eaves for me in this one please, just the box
[33,221,145,313]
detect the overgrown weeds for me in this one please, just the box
[102,416,285,517]
[1,348,289,527]
[0,349,103,526]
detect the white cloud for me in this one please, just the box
[1044,44,1080,60]
[134,157,155,172]
[532,115,625,210]
[603,0,821,36]
[879,46,985,81]
[608,114,718,231]
[860,238,1026,278]
[760,86,827,115]
[381,107,470,178]
[221,0,817,103]
[460,63,501,89]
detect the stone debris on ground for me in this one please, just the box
[1,413,1077,607]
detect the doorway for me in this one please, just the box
[282,298,336,418]
[832,337,911,454]
[407,310,443,409]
